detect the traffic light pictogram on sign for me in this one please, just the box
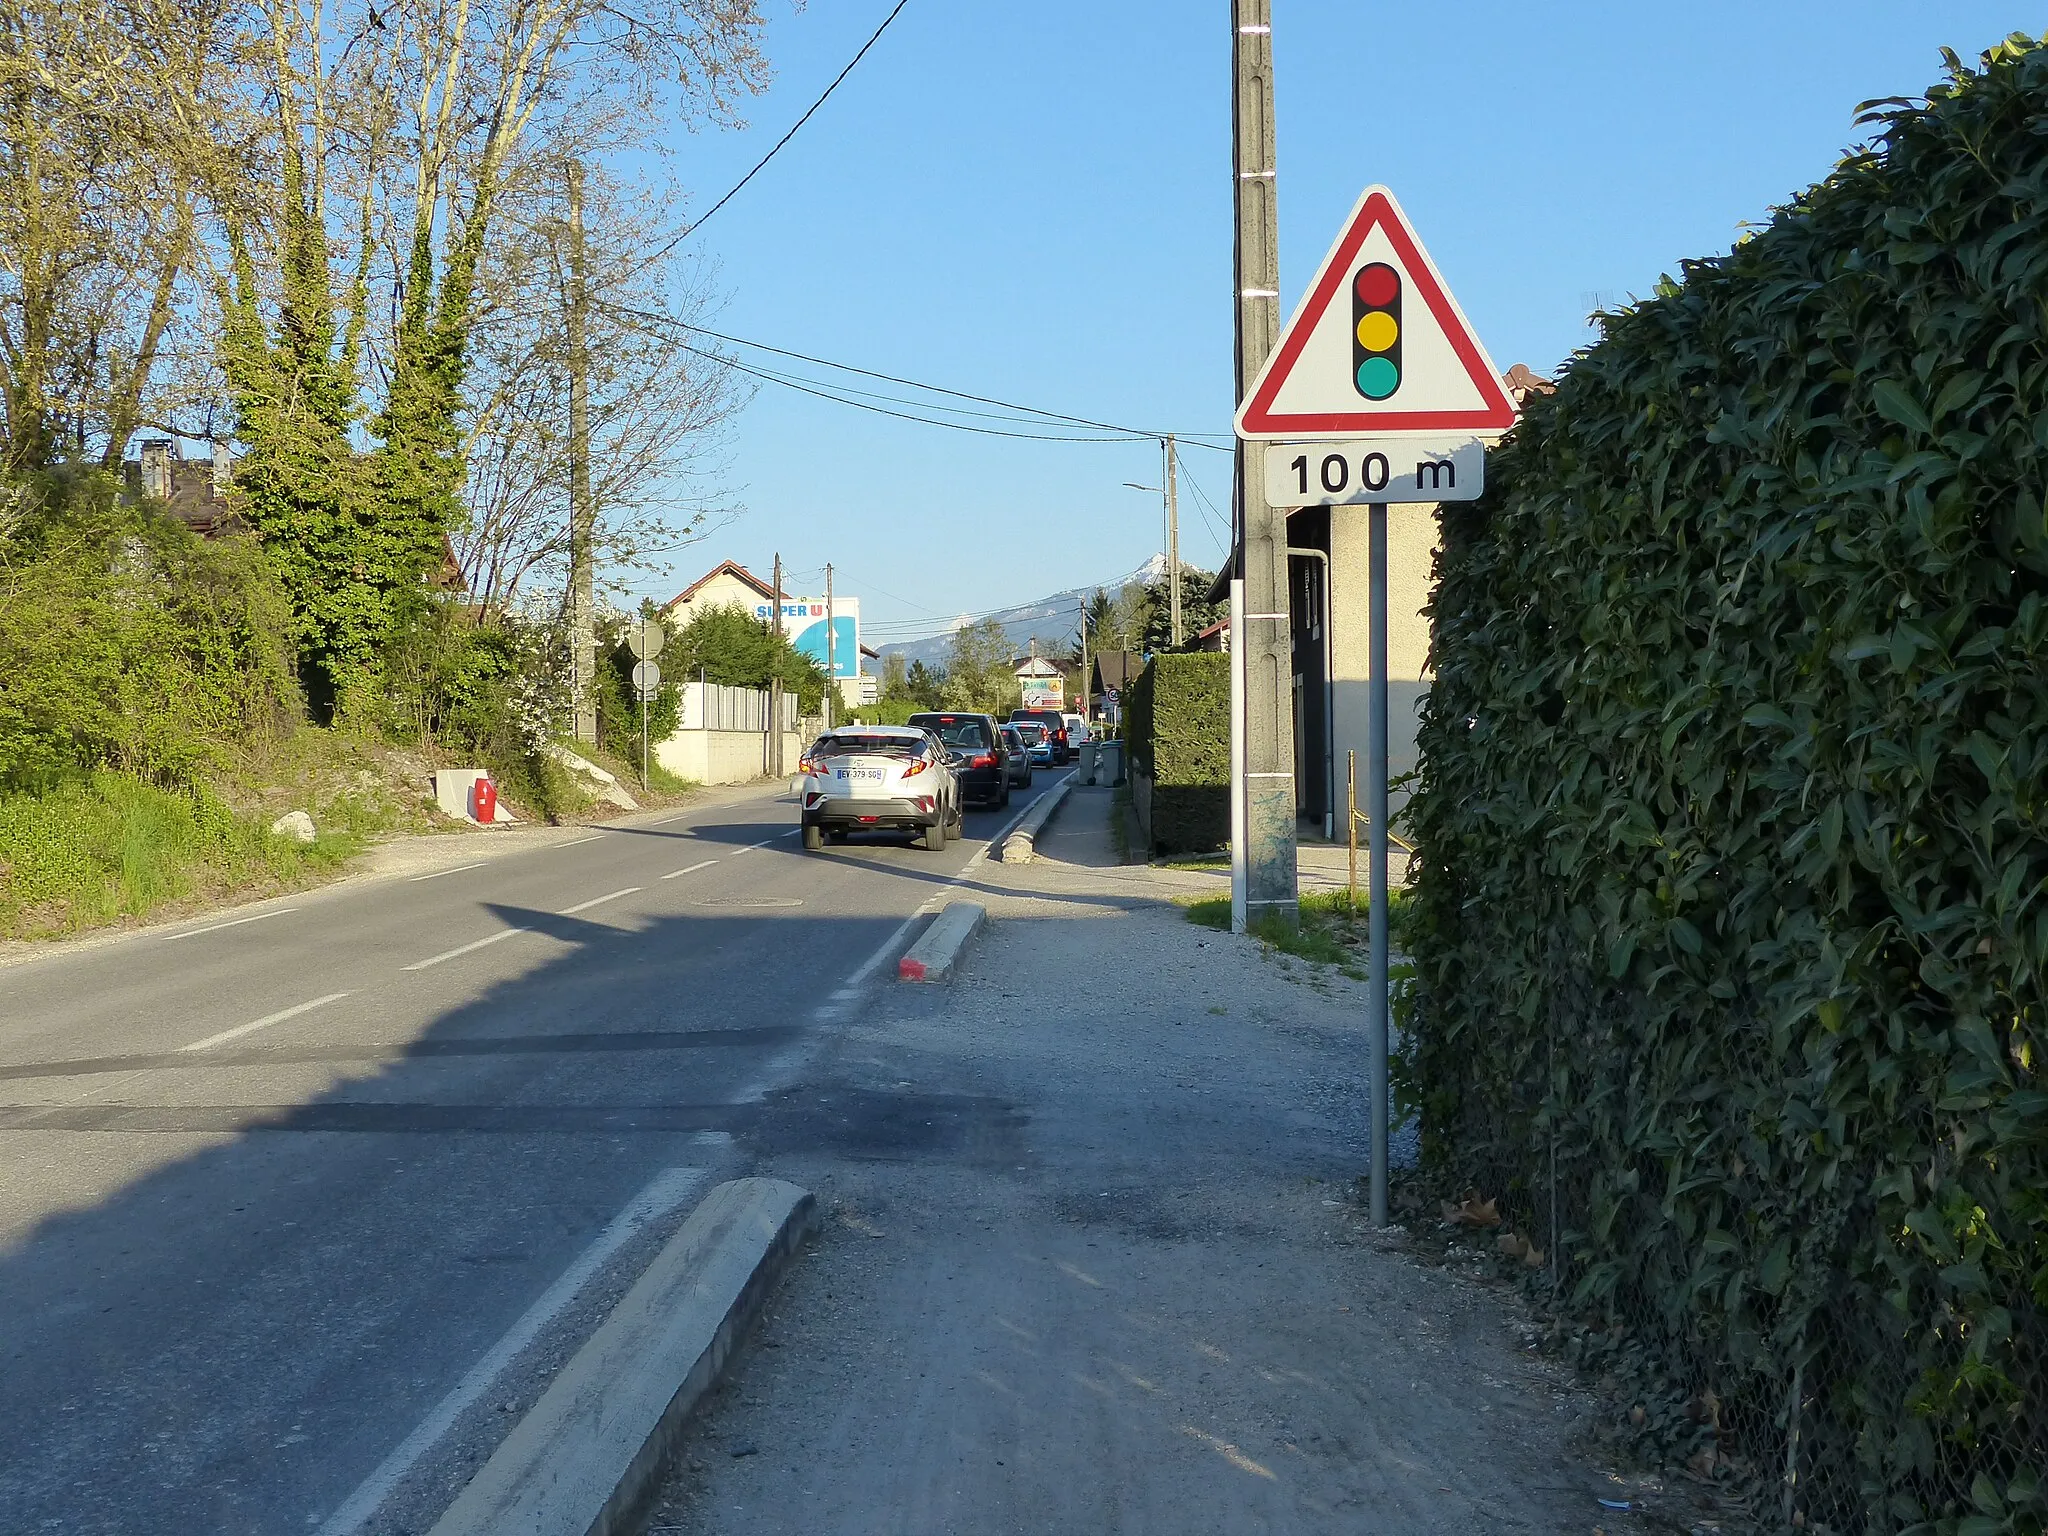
[1233,185,1516,438]
[1351,263,1401,401]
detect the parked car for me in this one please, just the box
[1014,720,1055,766]
[1063,713,1090,751]
[906,711,1010,809]
[998,725,1033,787]
[799,725,961,851]
[1008,707,1071,763]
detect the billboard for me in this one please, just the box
[1021,676,1064,709]
[752,596,860,680]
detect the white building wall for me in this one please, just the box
[1329,501,1436,821]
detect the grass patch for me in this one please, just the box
[0,771,359,938]
[1178,884,1415,977]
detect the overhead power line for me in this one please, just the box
[683,1,914,242]
[595,298,1237,450]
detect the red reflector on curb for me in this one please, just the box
[898,955,927,981]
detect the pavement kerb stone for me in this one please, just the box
[896,901,988,982]
[426,1177,816,1536]
[998,778,1073,863]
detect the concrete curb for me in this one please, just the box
[897,901,988,982]
[999,778,1074,863]
[427,1177,816,1536]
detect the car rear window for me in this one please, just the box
[909,715,993,749]
[818,734,922,757]
[1016,723,1046,743]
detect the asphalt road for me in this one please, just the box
[0,768,1068,1536]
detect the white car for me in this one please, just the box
[1063,713,1091,750]
[799,725,962,852]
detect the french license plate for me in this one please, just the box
[839,767,884,783]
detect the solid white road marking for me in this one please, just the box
[310,1165,711,1536]
[159,909,298,942]
[401,928,531,972]
[660,860,719,880]
[558,887,640,916]
[181,992,353,1053]
[554,835,603,850]
[407,862,486,882]
[833,773,1053,992]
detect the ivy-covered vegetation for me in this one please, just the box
[1403,39,2048,1532]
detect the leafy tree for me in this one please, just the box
[666,601,826,714]
[878,653,908,697]
[940,618,1022,716]
[903,658,944,708]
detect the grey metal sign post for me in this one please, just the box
[1232,185,1516,1229]
[627,615,666,794]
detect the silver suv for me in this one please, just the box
[799,725,963,851]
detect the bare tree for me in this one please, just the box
[454,158,750,613]
[0,0,242,471]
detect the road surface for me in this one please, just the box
[0,770,1066,1535]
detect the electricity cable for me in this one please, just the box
[595,297,1236,449]
[680,1,913,243]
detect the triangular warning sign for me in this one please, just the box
[1235,186,1516,440]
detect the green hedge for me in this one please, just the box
[1404,39,2048,1533]
[0,484,299,793]
[1129,652,1228,854]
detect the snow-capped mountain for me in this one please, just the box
[872,556,1166,672]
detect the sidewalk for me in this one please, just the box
[644,785,1608,1534]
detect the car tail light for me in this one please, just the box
[970,754,995,769]
[798,755,821,775]
[901,757,929,779]
[915,797,934,813]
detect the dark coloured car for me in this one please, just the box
[1007,708,1071,763]
[906,711,1011,809]
[998,724,1033,787]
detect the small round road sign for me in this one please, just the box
[625,617,667,660]
[630,660,661,697]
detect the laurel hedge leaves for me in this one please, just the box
[1403,39,2048,1533]
[1127,652,1229,854]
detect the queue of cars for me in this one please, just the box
[800,709,1068,852]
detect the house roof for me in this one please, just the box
[1092,650,1141,691]
[661,559,778,612]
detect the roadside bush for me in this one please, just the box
[1402,38,2048,1533]
[0,771,350,936]
[0,479,299,792]
[1128,652,1228,854]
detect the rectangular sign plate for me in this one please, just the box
[1265,437,1485,506]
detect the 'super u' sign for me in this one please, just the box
[1265,437,1486,506]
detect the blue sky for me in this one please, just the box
[631,2,2035,643]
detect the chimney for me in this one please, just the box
[211,440,232,497]
[140,439,174,502]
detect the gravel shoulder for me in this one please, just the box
[641,786,1612,1534]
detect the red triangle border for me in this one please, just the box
[1238,191,1516,436]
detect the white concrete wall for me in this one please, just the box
[1329,502,1437,820]
[654,730,804,786]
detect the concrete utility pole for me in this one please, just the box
[1232,0,1298,925]
[1166,434,1182,649]
[824,563,836,732]
[769,553,784,777]
[1078,599,1089,730]
[565,160,597,745]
